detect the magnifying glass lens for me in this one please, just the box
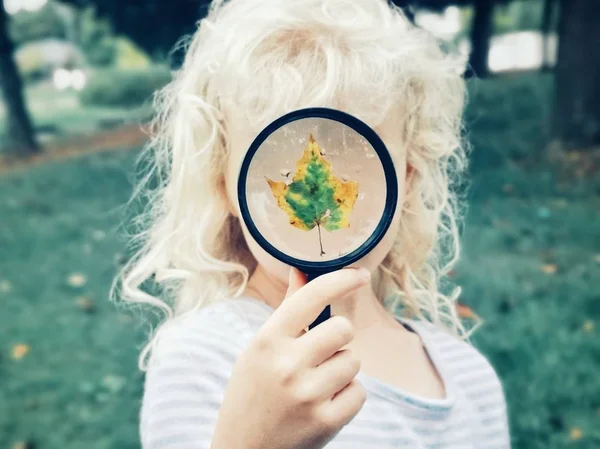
[245,117,387,263]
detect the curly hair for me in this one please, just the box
[113,0,470,369]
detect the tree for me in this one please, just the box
[0,0,39,155]
[8,2,67,47]
[466,0,495,77]
[540,0,558,70]
[554,0,600,150]
[61,0,210,57]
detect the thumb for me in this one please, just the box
[285,267,307,299]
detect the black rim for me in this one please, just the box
[237,107,398,274]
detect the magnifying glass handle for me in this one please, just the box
[310,305,331,329]
[306,272,331,329]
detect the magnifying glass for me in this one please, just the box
[237,108,398,329]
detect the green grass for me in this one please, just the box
[461,74,600,448]
[1,73,600,449]
[0,150,144,449]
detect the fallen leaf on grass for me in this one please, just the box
[569,427,583,441]
[75,296,96,314]
[11,344,30,360]
[12,441,35,449]
[457,302,480,321]
[67,273,87,288]
[541,264,558,275]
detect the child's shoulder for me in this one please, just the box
[151,297,272,361]
[408,319,506,398]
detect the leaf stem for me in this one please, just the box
[317,222,325,256]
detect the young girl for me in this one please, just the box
[118,0,510,448]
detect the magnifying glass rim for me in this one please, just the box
[237,107,398,274]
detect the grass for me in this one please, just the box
[1,72,600,449]
[0,150,144,449]
[460,74,600,449]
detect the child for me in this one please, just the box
[117,0,510,448]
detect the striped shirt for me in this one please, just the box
[140,297,510,449]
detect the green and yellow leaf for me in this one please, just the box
[266,135,359,255]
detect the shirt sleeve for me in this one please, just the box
[480,371,511,449]
[139,306,249,449]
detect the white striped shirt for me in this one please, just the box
[141,297,510,449]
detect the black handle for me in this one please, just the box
[306,271,331,329]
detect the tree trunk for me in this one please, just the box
[467,0,495,78]
[554,0,600,150]
[541,0,556,70]
[0,0,39,155]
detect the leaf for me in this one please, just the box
[11,343,30,360]
[75,296,97,314]
[583,320,594,333]
[541,264,558,275]
[12,441,35,449]
[266,135,359,256]
[569,427,583,441]
[456,302,480,321]
[67,273,87,288]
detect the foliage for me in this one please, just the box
[0,83,153,152]
[495,0,546,34]
[79,66,171,108]
[267,135,359,256]
[14,40,83,83]
[113,37,152,70]
[13,43,51,82]
[76,6,117,67]
[8,3,67,47]
[60,0,210,56]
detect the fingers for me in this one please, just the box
[269,268,370,336]
[303,349,361,402]
[319,379,367,429]
[286,267,307,298]
[285,268,309,336]
[297,316,355,365]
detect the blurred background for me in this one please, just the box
[0,0,598,448]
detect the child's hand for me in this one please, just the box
[211,267,370,449]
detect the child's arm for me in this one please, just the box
[139,311,239,449]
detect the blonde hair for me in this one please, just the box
[114,0,470,369]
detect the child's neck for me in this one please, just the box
[244,264,403,332]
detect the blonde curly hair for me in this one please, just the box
[114,0,470,369]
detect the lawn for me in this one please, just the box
[1,73,599,449]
